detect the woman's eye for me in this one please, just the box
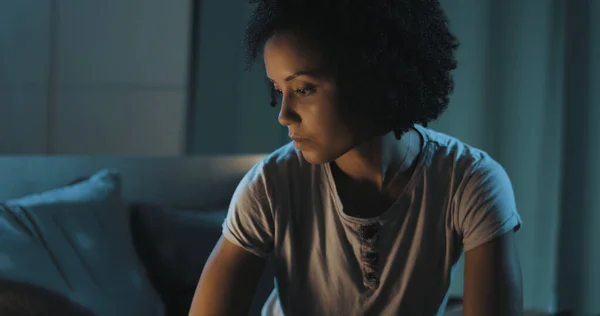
[269,83,282,95]
[269,83,316,98]
[295,85,316,96]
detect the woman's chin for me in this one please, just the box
[297,140,357,165]
[299,148,339,165]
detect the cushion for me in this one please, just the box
[0,279,94,316]
[130,204,226,316]
[130,204,277,316]
[0,169,165,316]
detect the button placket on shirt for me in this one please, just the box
[359,223,381,289]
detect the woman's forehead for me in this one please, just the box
[265,33,322,62]
[264,33,341,82]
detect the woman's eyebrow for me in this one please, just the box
[267,70,321,83]
[284,70,320,81]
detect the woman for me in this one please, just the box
[191,0,523,315]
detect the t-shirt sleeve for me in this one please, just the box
[456,156,522,252]
[221,161,274,259]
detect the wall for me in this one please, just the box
[187,0,286,155]
[0,1,51,154]
[558,0,600,313]
[583,2,600,311]
[0,0,191,155]
[436,0,564,312]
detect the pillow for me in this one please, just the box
[131,204,226,286]
[0,279,94,316]
[0,169,165,316]
[130,204,226,316]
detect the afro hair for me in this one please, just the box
[245,0,459,138]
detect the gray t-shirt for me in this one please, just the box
[222,125,522,316]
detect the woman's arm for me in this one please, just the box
[463,230,523,316]
[189,236,267,316]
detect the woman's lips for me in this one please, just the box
[289,135,310,148]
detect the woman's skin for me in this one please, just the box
[189,31,523,316]
[265,32,415,190]
[264,32,422,216]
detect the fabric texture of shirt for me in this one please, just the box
[222,125,522,316]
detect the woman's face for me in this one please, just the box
[264,32,373,164]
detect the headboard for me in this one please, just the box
[0,155,266,207]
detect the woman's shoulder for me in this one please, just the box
[417,126,506,184]
[258,141,313,173]
[232,142,318,212]
[419,126,495,167]
[241,142,315,187]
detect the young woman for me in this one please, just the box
[190,0,523,315]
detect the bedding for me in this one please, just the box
[0,169,165,316]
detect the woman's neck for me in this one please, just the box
[333,128,420,191]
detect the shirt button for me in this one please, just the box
[365,272,378,282]
[365,252,378,265]
[359,224,380,239]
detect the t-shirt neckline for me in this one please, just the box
[323,125,432,225]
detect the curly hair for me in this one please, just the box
[244,0,459,138]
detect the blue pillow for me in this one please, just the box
[131,204,227,316]
[0,169,165,316]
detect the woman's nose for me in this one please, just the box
[277,97,301,126]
